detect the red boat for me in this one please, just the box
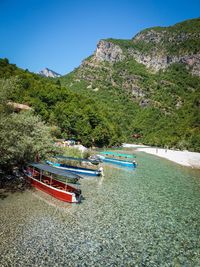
[25,163,82,203]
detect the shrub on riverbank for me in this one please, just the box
[0,111,59,172]
[63,148,91,160]
[0,77,60,175]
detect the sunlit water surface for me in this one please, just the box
[0,151,200,266]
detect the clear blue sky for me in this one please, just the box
[0,0,199,75]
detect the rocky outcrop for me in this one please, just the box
[134,29,200,45]
[130,27,200,76]
[128,49,200,75]
[39,68,61,78]
[88,20,200,76]
[133,29,166,44]
[128,49,171,71]
[87,36,200,76]
[94,40,125,62]
[91,38,200,76]
[129,27,200,75]
[181,54,200,76]
[72,18,200,104]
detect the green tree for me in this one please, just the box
[0,111,59,172]
[0,77,60,173]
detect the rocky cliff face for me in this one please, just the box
[39,68,61,78]
[129,27,200,75]
[93,40,200,76]
[64,18,199,113]
[127,49,200,76]
[94,40,125,62]
[91,19,200,76]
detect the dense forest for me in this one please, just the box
[1,56,200,152]
[60,61,200,151]
[0,58,132,147]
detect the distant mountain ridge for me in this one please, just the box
[39,68,61,78]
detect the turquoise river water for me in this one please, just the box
[0,150,200,266]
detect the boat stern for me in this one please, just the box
[72,192,82,203]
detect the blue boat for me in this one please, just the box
[97,155,137,167]
[46,160,102,176]
[55,155,102,165]
[100,151,136,159]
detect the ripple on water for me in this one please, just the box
[0,151,200,266]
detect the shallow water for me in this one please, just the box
[0,151,200,266]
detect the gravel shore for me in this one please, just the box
[123,143,200,168]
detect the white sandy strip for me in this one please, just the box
[137,147,200,169]
[122,143,150,148]
[122,143,200,168]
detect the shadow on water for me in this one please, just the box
[103,162,136,171]
[0,192,8,200]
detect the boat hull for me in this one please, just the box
[26,174,80,203]
[100,151,136,159]
[103,157,136,167]
[47,161,101,176]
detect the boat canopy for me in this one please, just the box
[100,151,136,158]
[29,163,83,179]
[54,156,95,163]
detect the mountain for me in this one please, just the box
[39,68,61,78]
[60,17,200,151]
[61,18,200,85]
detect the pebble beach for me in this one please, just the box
[123,143,200,169]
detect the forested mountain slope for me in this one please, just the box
[60,18,200,151]
[0,58,133,147]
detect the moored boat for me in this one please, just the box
[46,160,102,176]
[100,151,136,159]
[99,156,137,167]
[97,152,137,167]
[55,155,102,165]
[24,163,82,203]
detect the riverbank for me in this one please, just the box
[123,143,200,169]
